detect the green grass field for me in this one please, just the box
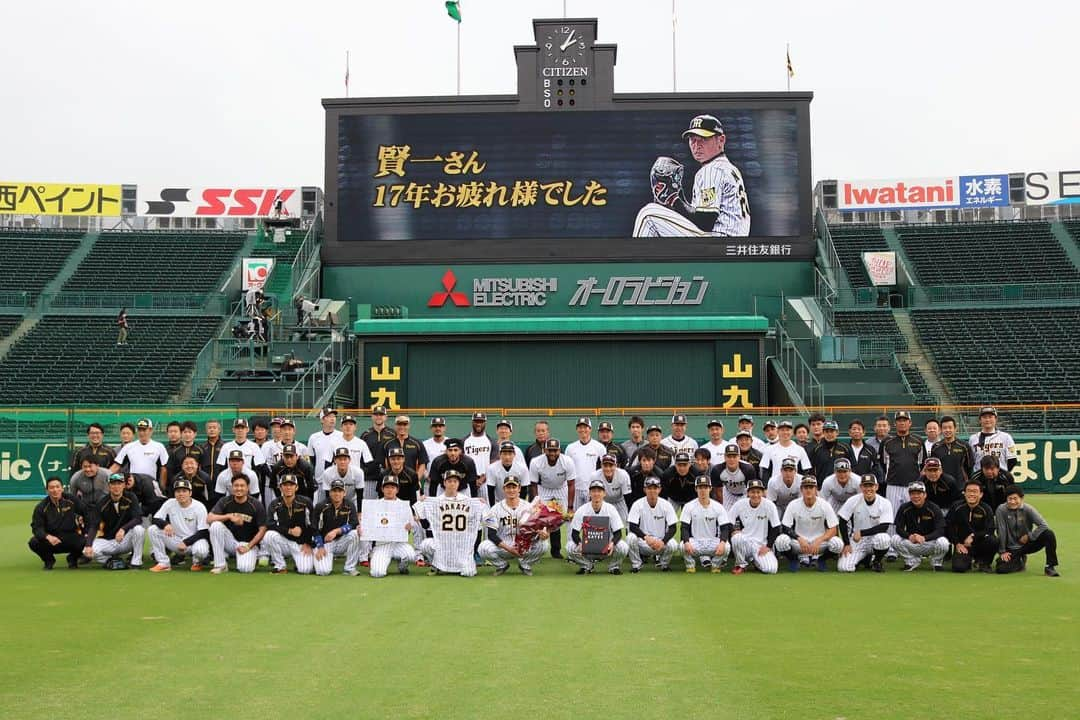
[2,496,1078,720]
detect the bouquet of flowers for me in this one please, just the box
[514,502,565,554]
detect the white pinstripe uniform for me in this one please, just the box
[968,428,1016,472]
[478,497,548,572]
[264,499,316,575]
[662,434,699,456]
[415,495,484,576]
[633,153,751,237]
[680,497,731,569]
[775,496,844,560]
[528,453,576,513]
[626,496,679,570]
[728,497,781,574]
[314,533,360,575]
[368,498,419,578]
[566,501,629,572]
[208,522,260,573]
[837,494,894,572]
[92,526,147,566]
[148,497,209,567]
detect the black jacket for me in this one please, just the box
[894,500,946,541]
[267,496,315,546]
[93,491,144,541]
[31,493,89,539]
[945,500,995,545]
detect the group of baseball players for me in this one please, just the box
[29,405,1060,577]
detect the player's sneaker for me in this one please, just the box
[630,565,641,573]
[190,563,203,572]
[398,560,410,575]
[360,561,370,568]
[428,566,441,576]
[210,565,228,575]
[343,568,360,576]
[659,565,671,572]
[149,563,171,573]
[575,567,592,575]
[871,560,884,573]
[257,555,270,568]
[271,567,288,575]
[685,565,696,573]
[42,560,55,571]
[1045,565,1060,577]
[903,563,920,573]
[816,557,828,572]
[608,567,622,575]
[492,563,510,576]
[788,558,800,573]
[731,565,746,575]
[932,564,944,572]
[711,563,724,574]
[519,565,533,576]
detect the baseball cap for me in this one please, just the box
[333,447,350,459]
[923,458,942,470]
[781,457,797,469]
[894,410,911,420]
[279,418,295,427]
[694,475,711,487]
[675,451,691,464]
[173,478,192,491]
[381,474,399,486]
[682,114,724,138]
[499,441,516,453]
[800,475,818,487]
[576,417,592,428]
[724,444,739,455]
[444,469,465,481]
[979,406,998,416]
[472,412,487,422]
[588,478,606,489]
[544,438,561,451]
[600,454,617,465]
[735,430,753,439]
[270,417,284,426]
[598,421,614,432]
[329,479,346,490]
[387,447,405,458]
[707,419,724,428]
[823,421,839,431]
[136,418,153,430]
[860,473,878,486]
[763,420,777,429]
[497,418,514,431]
[444,438,463,450]
[778,420,793,429]
[108,473,125,484]
[430,417,446,427]
[371,406,387,415]
[318,407,337,419]
[281,443,297,456]
[228,449,244,461]
[834,458,851,471]
[643,477,662,488]
[646,424,663,434]
[908,480,927,493]
[671,414,688,424]
[738,414,754,423]
[278,473,298,486]
[395,415,411,425]
[341,414,357,425]
[502,475,521,487]
[233,418,248,429]
[747,479,765,491]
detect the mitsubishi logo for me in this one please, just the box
[427,270,470,307]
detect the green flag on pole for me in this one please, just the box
[445,1,461,22]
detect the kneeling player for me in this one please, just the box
[478,475,548,576]
[837,474,894,573]
[680,475,732,573]
[892,480,949,572]
[627,477,678,572]
[264,473,315,575]
[567,479,629,575]
[148,478,209,572]
[90,473,146,569]
[995,484,1060,577]
[369,475,419,578]
[728,479,781,574]
[313,479,361,576]
[775,475,843,572]
[207,474,267,574]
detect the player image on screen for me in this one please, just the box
[632,114,751,238]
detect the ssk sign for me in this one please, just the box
[838,175,1009,211]
[137,187,302,217]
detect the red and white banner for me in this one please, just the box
[863,251,896,286]
[137,186,301,217]
[838,177,957,211]
[242,258,275,290]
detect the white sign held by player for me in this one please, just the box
[361,499,412,543]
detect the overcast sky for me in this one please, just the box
[3,0,1076,189]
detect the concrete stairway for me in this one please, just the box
[891,309,951,403]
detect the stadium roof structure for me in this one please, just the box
[353,315,768,335]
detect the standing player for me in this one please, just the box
[382,415,429,483]
[263,473,315,575]
[216,418,267,475]
[70,422,116,474]
[710,443,757,511]
[837,474,894,573]
[820,458,859,513]
[567,479,629,575]
[766,458,803,516]
[846,419,882,483]
[632,114,751,237]
[626,477,679,572]
[661,451,697,513]
[759,421,812,482]
[595,421,628,469]
[621,416,647,460]
[307,407,344,473]
[761,420,780,446]
[734,431,764,475]
[423,417,449,468]
[462,412,494,495]
[316,447,364,506]
[268,443,316,504]
[591,454,632,521]
[478,475,549,576]
[367,475,420,578]
[361,406,394,491]
[415,471,483,577]
[312,479,361,576]
[565,417,606,511]
[109,418,168,513]
[426,438,479,498]
[147,478,209,572]
[524,421,551,465]
[891,480,949,572]
[485,441,530,505]
[736,415,769,453]
[663,414,699,456]
[969,406,1016,473]
[527,438,577,559]
[627,447,661,512]
[808,421,854,485]
[492,419,527,467]
[701,419,727,465]
[337,415,375,501]
[680,476,732,572]
[631,425,674,471]
[931,416,974,487]
[88,473,146,569]
[728,479,781,575]
[214,449,260,502]
[775,476,842,572]
[207,474,267,574]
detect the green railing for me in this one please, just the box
[908,282,1080,307]
[39,291,229,314]
[0,291,34,311]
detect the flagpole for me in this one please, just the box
[672,0,677,92]
[456,20,461,94]
[345,50,350,97]
[786,43,790,91]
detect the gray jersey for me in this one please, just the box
[691,153,750,237]
[485,459,530,503]
[590,468,631,506]
[820,473,860,513]
[766,475,802,516]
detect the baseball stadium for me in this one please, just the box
[2,6,1078,720]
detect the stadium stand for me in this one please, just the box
[898,361,933,405]
[0,315,23,340]
[828,225,888,288]
[833,310,907,352]
[61,231,246,293]
[896,221,1080,285]
[0,315,220,403]
[1064,220,1080,247]
[0,230,83,301]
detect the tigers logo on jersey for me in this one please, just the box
[700,187,717,206]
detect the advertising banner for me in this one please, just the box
[1022,170,1080,205]
[337,108,804,247]
[137,187,301,217]
[863,251,897,286]
[241,258,275,291]
[0,182,121,216]
[837,175,1009,211]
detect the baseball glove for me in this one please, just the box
[650,156,685,207]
